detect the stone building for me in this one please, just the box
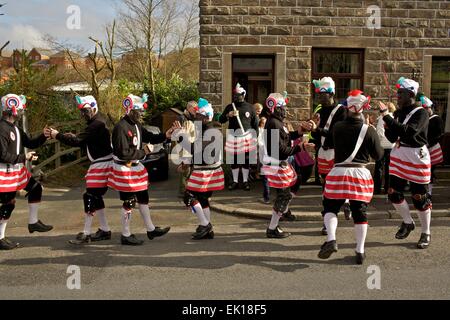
[199,0,450,162]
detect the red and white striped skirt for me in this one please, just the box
[429,143,444,166]
[225,133,257,155]
[186,165,225,193]
[107,162,149,192]
[85,161,113,189]
[0,163,31,193]
[317,147,335,175]
[389,146,431,185]
[262,164,297,189]
[324,167,374,203]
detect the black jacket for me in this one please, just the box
[264,114,301,162]
[56,113,112,161]
[384,105,429,148]
[111,115,167,161]
[428,114,444,148]
[186,122,221,166]
[0,119,47,165]
[219,101,258,134]
[311,104,346,149]
[332,117,383,164]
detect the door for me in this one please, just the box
[232,55,274,105]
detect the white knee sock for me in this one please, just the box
[83,214,93,236]
[139,204,155,232]
[242,168,249,183]
[428,184,433,196]
[0,220,7,240]
[28,203,39,224]
[268,209,282,230]
[121,207,132,237]
[417,209,431,235]
[324,212,338,242]
[192,203,209,226]
[355,223,368,254]
[393,200,414,224]
[232,169,239,183]
[203,207,211,223]
[96,208,110,232]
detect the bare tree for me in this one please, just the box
[118,0,164,104]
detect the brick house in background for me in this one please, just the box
[50,51,84,70]
[199,0,450,163]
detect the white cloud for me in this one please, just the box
[0,24,47,50]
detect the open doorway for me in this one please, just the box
[232,55,274,105]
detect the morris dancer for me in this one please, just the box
[262,92,314,239]
[318,90,383,264]
[108,94,178,245]
[180,98,224,240]
[380,77,432,249]
[307,77,347,234]
[0,94,52,250]
[48,95,113,245]
[417,94,444,196]
[219,83,258,191]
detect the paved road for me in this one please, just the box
[1,172,450,300]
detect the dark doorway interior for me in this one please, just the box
[232,55,274,105]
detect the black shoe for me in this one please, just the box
[242,182,250,191]
[228,182,238,191]
[192,223,213,240]
[147,226,170,240]
[417,233,431,249]
[318,240,338,259]
[281,209,296,222]
[90,229,112,242]
[266,226,291,239]
[0,238,20,250]
[343,203,351,220]
[192,225,214,239]
[321,226,328,236]
[69,233,91,245]
[205,230,215,239]
[355,252,366,265]
[121,234,144,246]
[395,222,415,239]
[28,220,53,233]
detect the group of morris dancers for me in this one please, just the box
[0,75,444,265]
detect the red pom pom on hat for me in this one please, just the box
[396,84,401,89]
[348,89,363,96]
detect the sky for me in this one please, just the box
[0,0,120,52]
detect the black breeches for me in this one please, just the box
[230,152,251,169]
[322,197,368,224]
[24,177,42,203]
[184,191,213,208]
[388,175,431,211]
[273,188,293,214]
[0,192,16,220]
[119,190,149,205]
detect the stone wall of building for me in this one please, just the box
[200,0,450,120]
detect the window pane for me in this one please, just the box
[432,59,450,82]
[314,51,361,74]
[431,82,450,131]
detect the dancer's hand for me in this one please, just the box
[303,142,316,153]
[378,101,388,113]
[228,110,239,118]
[144,144,154,155]
[50,128,59,139]
[26,151,38,162]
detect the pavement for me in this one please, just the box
[211,178,450,221]
[1,165,450,300]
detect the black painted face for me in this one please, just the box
[129,109,144,124]
[80,108,94,122]
[233,93,245,103]
[397,89,415,108]
[317,92,334,107]
[273,106,287,119]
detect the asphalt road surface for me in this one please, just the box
[1,175,449,300]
